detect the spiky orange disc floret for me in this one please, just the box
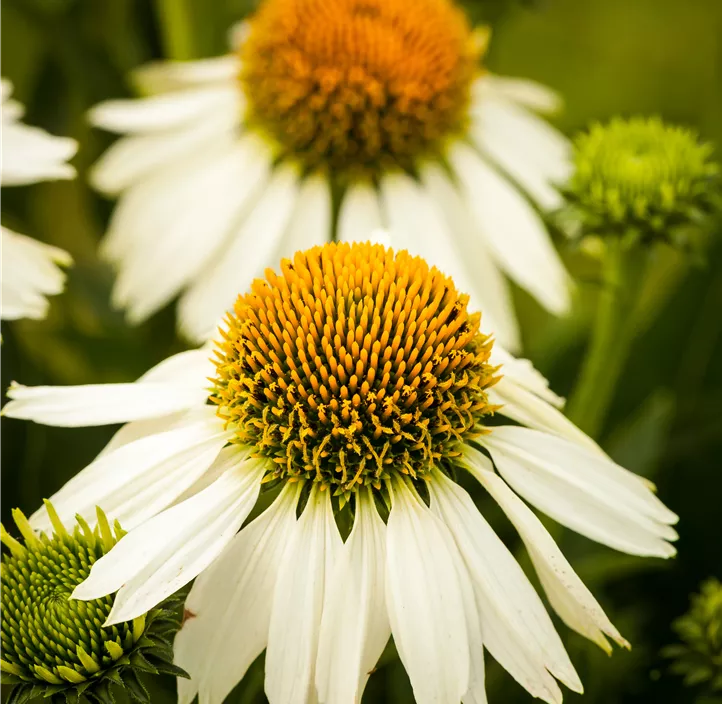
[240,0,482,176]
[211,242,498,492]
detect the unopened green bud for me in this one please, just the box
[0,503,187,704]
[561,117,720,252]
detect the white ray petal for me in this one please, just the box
[419,164,520,350]
[29,408,231,532]
[481,427,678,556]
[109,137,272,325]
[337,182,386,243]
[491,377,603,456]
[265,486,342,704]
[469,89,572,182]
[1,228,71,321]
[90,108,239,195]
[174,483,301,704]
[380,172,489,308]
[137,347,215,385]
[385,480,470,704]
[316,490,389,704]
[469,118,564,211]
[178,162,299,343]
[89,86,240,134]
[450,142,571,315]
[474,75,564,115]
[429,470,578,703]
[97,412,189,459]
[489,345,564,408]
[281,174,333,253]
[1,121,77,185]
[73,446,265,623]
[132,56,241,94]
[469,459,628,653]
[2,380,205,426]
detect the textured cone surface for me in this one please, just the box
[241,0,481,175]
[211,241,498,493]
[1,508,186,703]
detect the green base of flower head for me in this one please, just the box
[1,502,188,704]
[560,117,720,252]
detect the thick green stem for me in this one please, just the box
[567,241,636,438]
[154,0,198,60]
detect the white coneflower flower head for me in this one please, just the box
[3,242,676,704]
[1,79,76,322]
[90,0,573,350]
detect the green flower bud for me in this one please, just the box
[1,502,187,704]
[663,578,722,692]
[561,117,720,251]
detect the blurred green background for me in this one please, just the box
[2,0,721,702]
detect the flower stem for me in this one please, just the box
[567,240,637,438]
[154,0,198,60]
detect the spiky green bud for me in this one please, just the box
[561,117,720,251]
[0,502,187,704]
[663,578,722,692]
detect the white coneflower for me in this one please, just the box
[89,0,572,350]
[4,242,675,704]
[1,79,76,322]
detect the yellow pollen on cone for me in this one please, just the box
[240,0,483,175]
[211,242,499,493]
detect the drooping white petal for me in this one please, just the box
[29,408,231,532]
[469,81,571,210]
[281,174,332,253]
[137,347,215,386]
[316,490,390,704]
[469,88,572,183]
[109,136,273,324]
[73,445,266,623]
[419,164,520,350]
[469,117,564,211]
[449,142,571,315]
[429,470,579,703]
[1,227,72,321]
[90,108,239,195]
[475,75,564,115]
[178,162,299,343]
[174,483,301,704]
[469,459,628,653]
[385,480,470,704]
[132,56,241,94]
[481,426,678,556]
[491,377,603,456]
[337,182,386,243]
[97,412,189,459]
[265,486,342,704]
[89,86,240,134]
[489,345,564,408]
[2,379,205,426]
[1,121,77,186]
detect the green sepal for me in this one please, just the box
[121,670,150,704]
[128,651,158,675]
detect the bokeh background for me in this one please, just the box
[2,0,722,702]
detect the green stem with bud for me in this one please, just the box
[567,240,641,438]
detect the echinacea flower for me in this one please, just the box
[3,242,676,704]
[1,79,76,322]
[0,503,186,704]
[90,0,572,350]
